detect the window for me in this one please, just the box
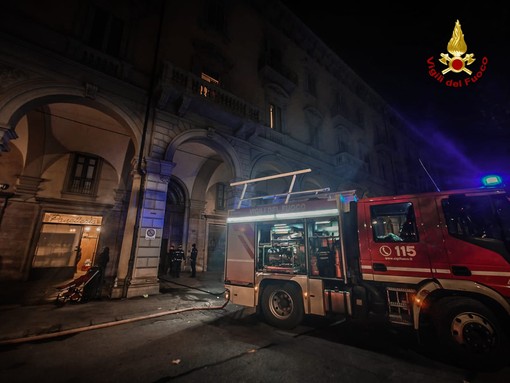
[266,44,282,69]
[87,7,124,57]
[67,153,101,195]
[370,203,418,242]
[307,218,340,277]
[200,72,220,98]
[443,195,510,241]
[441,194,510,263]
[337,127,351,153]
[305,71,317,96]
[269,103,282,131]
[216,183,226,210]
[338,140,348,153]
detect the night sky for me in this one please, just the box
[282,1,510,189]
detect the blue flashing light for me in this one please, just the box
[482,175,502,187]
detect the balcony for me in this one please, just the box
[159,63,262,124]
[66,39,132,79]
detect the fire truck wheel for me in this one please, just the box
[260,283,304,329]
[432,297,508,370]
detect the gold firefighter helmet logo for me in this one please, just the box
[439,20,476,75]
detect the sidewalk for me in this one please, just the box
[0,271,228,345]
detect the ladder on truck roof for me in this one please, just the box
[230,168,331,209]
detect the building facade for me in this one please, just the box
[0,0,433,298]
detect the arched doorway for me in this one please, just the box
[160,177,187,275]
[1,101,136,286]
[165,135,240,274]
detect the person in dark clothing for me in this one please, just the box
[95,246,110,298]
[190,243,198,277]
[166,245,175,275]
[172,245,184,278]
[97,246,110,270]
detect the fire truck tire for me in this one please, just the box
[432,297,508,369]
[260,283,304,329]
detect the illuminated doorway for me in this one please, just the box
[31,212,102,281]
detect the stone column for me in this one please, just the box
[111,157,175,298]
[0,175,43,280]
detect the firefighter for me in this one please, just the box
[172,245,184,278]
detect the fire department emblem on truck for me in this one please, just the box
[426,19,488,87]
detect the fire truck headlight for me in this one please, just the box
[224,289,230,301]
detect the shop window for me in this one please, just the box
[66,153,101,195]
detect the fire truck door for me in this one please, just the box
[225,223,256,306]
[359,199,433,282]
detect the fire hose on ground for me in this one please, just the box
[0,289,229,346]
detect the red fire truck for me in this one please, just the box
[224,169,510,368]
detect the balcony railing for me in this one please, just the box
[163,63,261,123]
[66,39,131,79]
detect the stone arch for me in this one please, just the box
[0,85,144,284]
[164,129,241,180]
[0,84,143,151]
[167,175,189,204]
[251,153,294,179]
[248,154,300,200]
[191,157,223,201]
